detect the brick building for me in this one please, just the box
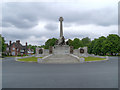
[6,40,28,56]
[27,47,34,55]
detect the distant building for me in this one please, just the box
[6,40,28,56]
[27,47,34,55]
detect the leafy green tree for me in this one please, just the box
[66,39,73,46]
[88,39,97,54]
[45,38,58,49]
[0,35,6,53]
[39,45,45,48]
[82,37,91,46]
[0,35,2,53]
[72,38,83,49]
[92,36,106,55]
[101,34,120,55]
[28,44,37,54]
[101,40,110,55]
[88,34,120,56]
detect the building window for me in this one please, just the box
[13,48,15,50]
[20,50,24,52]
[6,48,9,51]
[12,52,15,55]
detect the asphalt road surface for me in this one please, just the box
[2,56,118,88]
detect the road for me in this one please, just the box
[2,56,118,88]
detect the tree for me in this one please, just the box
[101,34,120,55]
[92,36,106,55]
[44,38,58,49]
[39,45,45,48]
[88,39,97,54]
[72,38,83,49]
[0,35,6,53]
[28,44,37,54]
[82,37,91,46]
[66,39,73,46]
[88,34,120,56]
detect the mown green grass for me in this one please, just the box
[18,56,106,62]
[5,56,25,57]
[18,57,42,62]
[84,57,106,61]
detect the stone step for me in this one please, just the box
[42,54,79,63]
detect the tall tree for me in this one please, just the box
[101,34,120,55]
[72,38,83,49]
[92,36,106,55]
[45,38,58,49]
[0,35,6,53]
[66,39,73,46]
[82,37,91,46]
[88,39,97,54]
[88,34,120,56]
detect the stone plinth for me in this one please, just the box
[53,45,70,54]
[73,47,88,57]
[79,47,88,57]
[36,48,44,57]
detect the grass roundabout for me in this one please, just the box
[17,57,42,62]
[84,57,106,61]
[17,56,106,62]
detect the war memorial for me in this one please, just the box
[2,2,118,88]
[35,17,108,63]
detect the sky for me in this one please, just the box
[1,0,119,46]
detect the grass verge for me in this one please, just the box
[17,56,106,62]
[84,57,106,61]
[17,57,42,62]
[5,56,26,57]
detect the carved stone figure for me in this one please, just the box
[58,36,65,45]
[56,17,66,45]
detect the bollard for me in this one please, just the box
[106,56,109,60]
[80,58,85,63]
[37,58,43,63]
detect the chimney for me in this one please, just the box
[16,40,20,44]
[26,42,28,55]
[9,40,11,45]
[26,42,27,47]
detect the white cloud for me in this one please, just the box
[24,36,48,45]
[64,24,118,39]
[1,0,119,45]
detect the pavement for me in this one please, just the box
[2,56,118,88]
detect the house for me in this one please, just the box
[27,47,34,55]
[6,40,28,56]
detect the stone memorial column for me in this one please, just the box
[59,17,64,37]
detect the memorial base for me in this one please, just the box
[53,45,70,54]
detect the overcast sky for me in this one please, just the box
[1,0,119,45]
